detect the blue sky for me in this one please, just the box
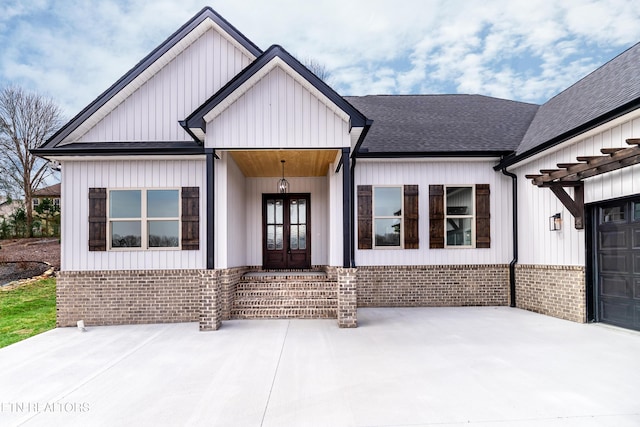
[1,0,639,118]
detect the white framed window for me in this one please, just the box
[53,198,60,207]
[33,198,39,208]
[445,185,474,247]
[108,189,181,250]
[373,186,403,248]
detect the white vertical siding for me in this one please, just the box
[245,176,329,266]
[215,153,247,268]
[354,160,513,266]
[61,159,207,271]
[328,160,344,266]
[77,28,252,143]
[206,66,351,149]
[513,113,640,266]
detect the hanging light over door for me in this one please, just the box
[277,159,289,193]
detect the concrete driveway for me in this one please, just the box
[1,307,639,427]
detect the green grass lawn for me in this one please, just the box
[0,278,56,348]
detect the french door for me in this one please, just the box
[262,194,311,269]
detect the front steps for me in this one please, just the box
[231,271,338,319]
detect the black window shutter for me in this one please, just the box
[403,185,419,249]
[357,185,372,249]
[88,188,107,251]
[475,184,490,248]
[181,187,200,250]
[429,185,444,249]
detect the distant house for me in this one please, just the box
[32,183,61,209]
[0,198,23,220]
[33,7,640,332]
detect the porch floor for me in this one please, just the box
[243,271,327,279]
[1,307,639,426]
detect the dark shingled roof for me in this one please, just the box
[346,95,539,155]
[515,42,640,156]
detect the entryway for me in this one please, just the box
[594,196,640,331]
[262,193,311,269]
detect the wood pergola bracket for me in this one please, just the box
[524,137,640,231]
[548,182,584,229]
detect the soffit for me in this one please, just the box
[229,150,339,177]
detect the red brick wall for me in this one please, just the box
[357,265,509,307]
[516,264,586,323]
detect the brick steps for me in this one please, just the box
[231,276,338,319]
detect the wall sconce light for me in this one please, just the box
[277,160,289,193]
[549,213,562,231]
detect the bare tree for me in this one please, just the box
[0,86,63,237]
[302,57,331,83]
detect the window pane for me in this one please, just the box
[633,203,640,221]
[602,206,625,223]
[446,187,473,215]
[275,200,283,224]
[275,225,284,250]
[148,190,179,218]
[111,221,141,248]
[375,218,401,247]
[374,187,402,216]
[290,199,298,223]
[299,199,306,223]
[290,225,298,250]
[446,218,472,246]
[299,225,306,250]
[148,220,179,247]
[267,200,275,224]
[267,225,275,250]
[110,190,141,218]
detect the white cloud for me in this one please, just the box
[0,0,639,117]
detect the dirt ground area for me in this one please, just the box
[0,238,61,270]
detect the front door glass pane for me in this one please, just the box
[290,225,298,250]
[267,200,275,224]
[299,224,306,249]
[299,199,306,222]
[633,202,640,221]
[267,225,275,250]
[275,200,283,224]
[291,199,298,223]
[275,225,284,250]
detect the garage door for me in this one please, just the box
[596,197,640,331]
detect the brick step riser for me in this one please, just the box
[240,277,333,283]
[236,282,337,291]
[233,299,337,308]
[231,309,337,319]
[235,291,337,299]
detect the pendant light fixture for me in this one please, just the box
[277,159,289,193]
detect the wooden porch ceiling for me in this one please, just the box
[229,150,340,177]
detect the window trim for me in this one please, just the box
[444,185,475,248]
[107,188,182,251]
[372,185,404,249]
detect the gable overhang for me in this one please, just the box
[183,45,368,143]
[41,7,262,150]
[495,97,640,171]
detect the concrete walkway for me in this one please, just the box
[0,307,639,427]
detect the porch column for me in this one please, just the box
[206,150,215,269]
[341,147,351,268]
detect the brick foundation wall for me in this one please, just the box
[516,264,586,323]
[357,265,509,307]
[56,270,202,327]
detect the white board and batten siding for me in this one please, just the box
[206,66,351,149]
[61,159,207,271]
[76,28,252,143]
[355,160,514,266]
[327,160,344,267]
[513,112,640,266]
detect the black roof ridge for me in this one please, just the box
[41,6,262,150]
[184,44,368,136]
[347,93,540,105]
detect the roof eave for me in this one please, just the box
[495,97,640,171]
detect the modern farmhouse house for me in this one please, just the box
[33,7,640,331]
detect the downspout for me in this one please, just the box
[501,167,518,307]
[349,156,357,267]
[349,119,373,268]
